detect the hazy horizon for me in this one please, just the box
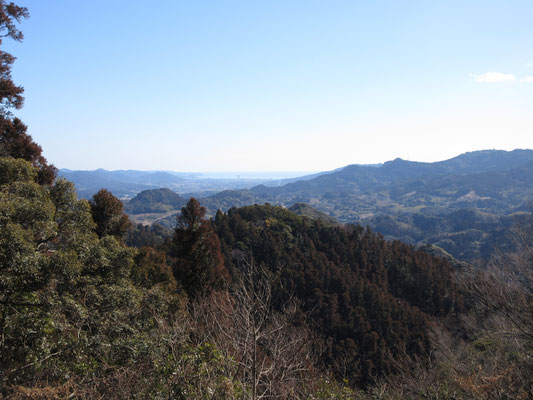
[59,168,320,180]
[57,148,531,176]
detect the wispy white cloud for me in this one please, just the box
[471,72,516,83]
[521,76,533,83]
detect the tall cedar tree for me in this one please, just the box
[0,1,56,185]
[173,198,228,297]
[89,188,131,238]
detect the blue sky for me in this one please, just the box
[5,0,533,171]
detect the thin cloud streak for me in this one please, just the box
[471,72,516,83]
[521,76,533,82]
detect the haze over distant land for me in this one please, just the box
[58,168,320,199]
[121,149,533,262]
[6,0,533,171]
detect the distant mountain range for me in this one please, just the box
[187,149,533,217]
[58,169,195,199]
[121,149,533,261]
[61,149,533,261]
[196,149,533,260]
[58,169,307,199]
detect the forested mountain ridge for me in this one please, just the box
[287,202,338,225]
[211,150,533,261]
[124,149,533,261]
[206,149,533,209]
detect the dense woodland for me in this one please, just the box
[1,2,533,399]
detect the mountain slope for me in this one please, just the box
[200,150,533,261]
[214,204,461,385]
[59,169,189,199]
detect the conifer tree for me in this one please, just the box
[173,198,228,297]
[89,188,131,238]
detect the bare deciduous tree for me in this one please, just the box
[192,257,316,399]
[462,213,533,353]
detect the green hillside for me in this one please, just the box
[124,187,186,214]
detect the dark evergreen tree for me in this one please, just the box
[132,246,177,291]
[89,188,131,238]
[172,198,228,297]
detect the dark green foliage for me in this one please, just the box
[125,222,172,248]
[0,157,242,399]
[0,156,35,185]
[89,188,131,239]
[124,187,185,214]
[1,161,130,385]
[172,198,229,298]
[214,204,461,386]
[1,156,524,398]
[288,202,338,225]
[132,246,176,290]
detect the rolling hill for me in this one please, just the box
[123,149,533,261]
